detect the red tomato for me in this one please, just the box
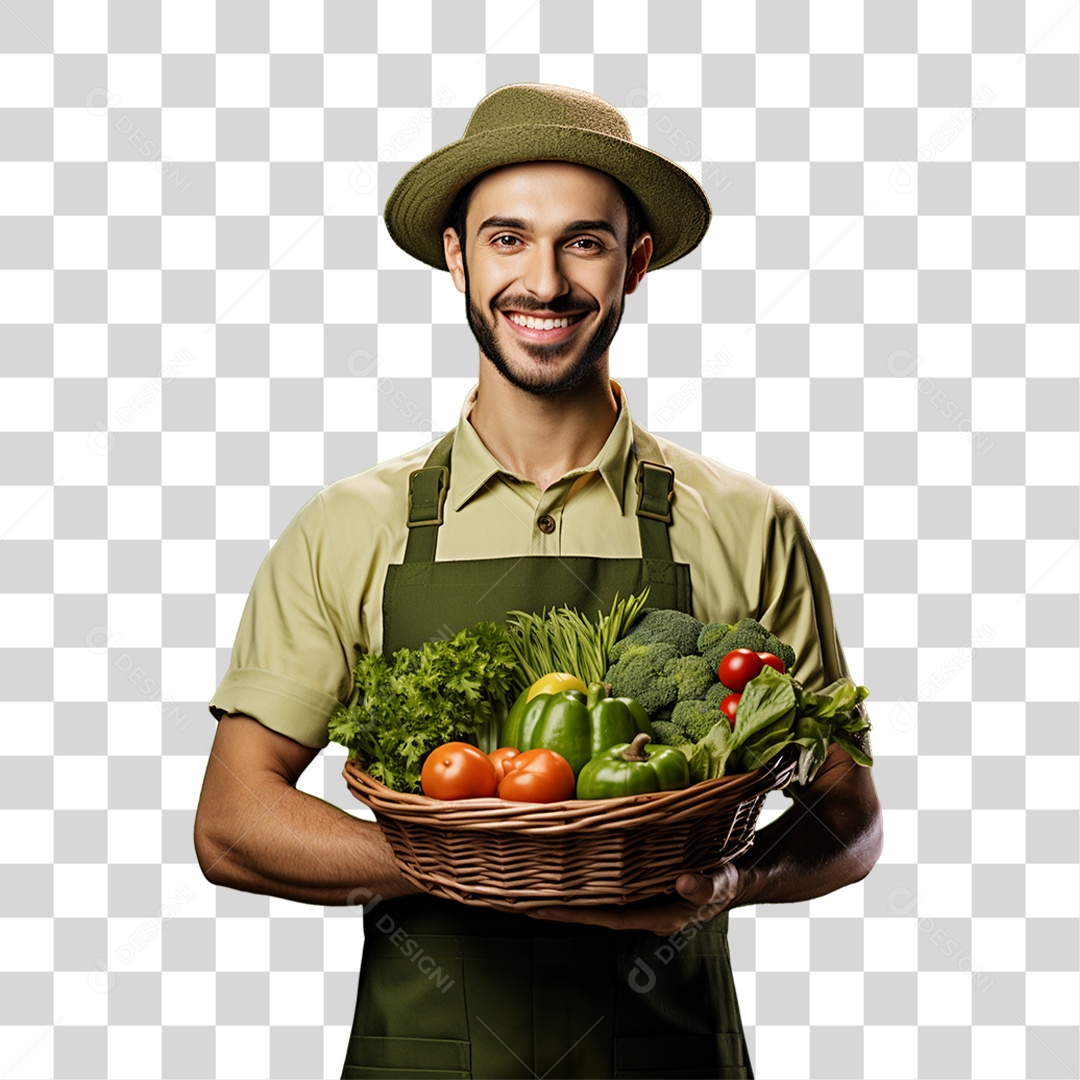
[497,748,575,803]
[488,746,520,782]
[757,652,785,675]
[720,693,741,727]
[421,742,498,800]
[718,648,763,693]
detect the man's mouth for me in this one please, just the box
[500,310,589,342]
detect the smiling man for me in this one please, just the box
[438,159,651,491]
[450,161,641,399]
[198,84,881,1080]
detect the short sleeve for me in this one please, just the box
[208,491,356,749]
[756,487,853,693]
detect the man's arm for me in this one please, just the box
[725,736,882,907]
[194,713,423,906]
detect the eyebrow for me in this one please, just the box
[476,216,619,240]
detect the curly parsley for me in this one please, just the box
[328,622,518,793]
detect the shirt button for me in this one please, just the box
[537,514,556,534]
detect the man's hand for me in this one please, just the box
[525,863,741,936]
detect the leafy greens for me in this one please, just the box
[327,622,518,793]
[686,665,871,785]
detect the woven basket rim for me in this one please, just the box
[342,749,794,817]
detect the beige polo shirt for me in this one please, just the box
[209,382,853,749]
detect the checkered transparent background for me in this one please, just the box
[1,1,1079,1077]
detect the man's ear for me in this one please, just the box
[443,228,467,294]
[624,232,653,295]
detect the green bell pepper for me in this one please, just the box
[576,732,691,798]
[501,681,652,777]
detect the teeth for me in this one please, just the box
[509,314,572,329]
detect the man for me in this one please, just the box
[196,84,882,1079]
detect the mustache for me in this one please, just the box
[494,295,599,315]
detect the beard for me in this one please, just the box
[462,259,626,399]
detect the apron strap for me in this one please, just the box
[403,423,678,564]
[402,430,454,563]
[631,423,676,563]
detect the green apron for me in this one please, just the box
[341,425,754,1080]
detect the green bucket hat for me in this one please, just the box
[383,83,712,273]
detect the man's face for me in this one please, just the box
[442,162,650,398]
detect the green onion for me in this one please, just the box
[504,588,650,694]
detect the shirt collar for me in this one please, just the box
[449,381,635,513]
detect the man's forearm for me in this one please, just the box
[196,777,421,907]
[728,744,884,909]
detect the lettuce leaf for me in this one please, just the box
[688,718,735,782]
[686,664,873,784]
[731,665,797,746]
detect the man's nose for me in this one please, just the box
[520,241,570,302]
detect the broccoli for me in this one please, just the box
[697,621,735,659]
[650,719,684,746]
[604,642,682,713]
[704,679,739,707]
[651,703,675,725]
[671,699,722,743]
[662,654,717,702]
[697,616,796,674]
[608,608,705,662]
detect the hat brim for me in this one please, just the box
[383,125,712,273]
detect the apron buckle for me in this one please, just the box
[407,465,449,527]
[635,460,675,523]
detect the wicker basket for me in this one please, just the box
[342,748,797,911]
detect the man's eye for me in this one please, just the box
[493,234,520,247]
[570,237,601,251]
